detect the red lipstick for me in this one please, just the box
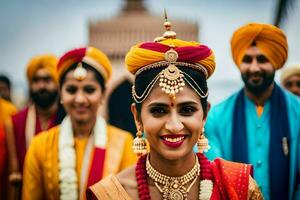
[161,135,186,148]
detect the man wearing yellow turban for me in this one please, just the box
[281,64,300,97]
[7,54,62,199]
[205,23,300,200]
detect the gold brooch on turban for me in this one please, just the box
[57,47,112,83]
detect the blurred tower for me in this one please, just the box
[89,0,198,61]
[89,0,199,134]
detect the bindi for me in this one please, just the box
[170,101,174,107]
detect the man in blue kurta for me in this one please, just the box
[205,23,300,200]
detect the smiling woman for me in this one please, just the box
[87,16,263,200]
[22,47,137,200]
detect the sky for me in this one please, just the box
[0,0,299,105]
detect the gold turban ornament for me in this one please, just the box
[125,10,215,102]
[231,23,288,70]
[26,54,58,84]
[56,47,112,84]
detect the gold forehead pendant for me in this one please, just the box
[73,62,87,81]
[159,49,185,99]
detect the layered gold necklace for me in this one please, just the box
[146,155,200,200]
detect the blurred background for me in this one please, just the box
[0,0,299,107]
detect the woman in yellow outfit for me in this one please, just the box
[22,47,137,200]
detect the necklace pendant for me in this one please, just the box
[168,180,187,200]
[172,180,179,189]
[169,189,185,200]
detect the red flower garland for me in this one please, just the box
[135,153,213,200]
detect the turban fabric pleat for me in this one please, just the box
[56,47,112,83]
[126,38,215,78]
[26,55,58,84]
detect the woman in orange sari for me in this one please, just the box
[22,47,136,200]
[87,16,263,200]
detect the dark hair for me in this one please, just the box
[59,62,105,91]
[0,74,11,89]
[134,66,208,117]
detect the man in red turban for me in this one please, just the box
[205,23,300,200]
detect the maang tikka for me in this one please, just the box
[73,62,87,80]
[158,49,185,99]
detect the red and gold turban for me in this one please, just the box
[231,23,288,70]
[125,18,216,104]
[26,54,58,84]
[57,47,112,83]
[126,38,215,78]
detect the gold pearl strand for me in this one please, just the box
[146,155,200,200]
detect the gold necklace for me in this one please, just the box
[146,155,200,200]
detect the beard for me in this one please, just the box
[30,89,58,108]
[241,70,275,96]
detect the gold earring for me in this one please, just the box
[132,130,147,156]
[197,127,210,153]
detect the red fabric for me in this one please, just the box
[139,42,212,63]
[0,123,8,199]
[12,107,58,171]
[140,42,170,52]
[0,123,6,177]
[197,154,253,200]
[211,158,252,200]
[87,148,106,187]
[176,45,211,63]
[57,48,86,71]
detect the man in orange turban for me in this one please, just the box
[205,23,300,200]
[7,54,63,199]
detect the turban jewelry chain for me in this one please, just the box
[132,60,209,103]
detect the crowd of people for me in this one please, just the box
[0,13,300,200]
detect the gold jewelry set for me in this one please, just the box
[132,51,209,103]
[146,155,200,200]
[131,10,208,104]
[132,10,213,200]
[132,13,211,157]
